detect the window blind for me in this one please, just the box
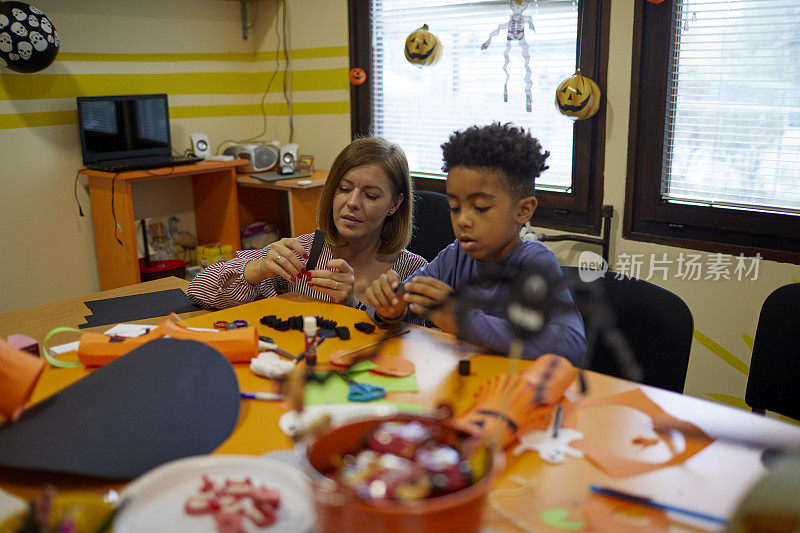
[370,0,578,190]
[662,0,800,214]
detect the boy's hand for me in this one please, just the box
[365,270,406,321]
[402,277,456,333]
[309,258,356,306]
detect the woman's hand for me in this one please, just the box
[244,238,308,285]
[402,277,456,333]
[364,270,406,321]
[309,258,356,305]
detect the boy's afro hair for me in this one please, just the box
[441,122,550,199]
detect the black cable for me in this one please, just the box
[110,173,124,247]
[245,0,259,30]
[281,0,293,143]
[73,170,84,217]
[213,0,284,155]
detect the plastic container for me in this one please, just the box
[303,414,495,533]
[139,258,186,281]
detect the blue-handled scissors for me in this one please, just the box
[337,372,386,402]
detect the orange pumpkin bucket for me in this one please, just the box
[302,414,495,533]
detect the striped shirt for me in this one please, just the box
[187,233,428,310]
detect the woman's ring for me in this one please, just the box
[333,280,338,290]
[275,253,282,262]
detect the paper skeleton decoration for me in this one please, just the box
[513,418,584,464]
[481,0,536,112]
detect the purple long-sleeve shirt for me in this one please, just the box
[370,240,587,364]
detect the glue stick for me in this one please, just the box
[303,316,317,367]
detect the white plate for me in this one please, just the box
[115,454,315,533]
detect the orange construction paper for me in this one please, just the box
[77,315,258,367]
[0,338,45,422]
[329,349,415,377]
[567,388,713,478]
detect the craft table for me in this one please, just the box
[2,285,800,532]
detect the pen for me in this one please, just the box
[552,405,564,438]
[240,392,284,401]
[589,485,728,525]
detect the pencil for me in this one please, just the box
[589,485,727,525]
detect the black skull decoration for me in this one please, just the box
[0,2,59,73]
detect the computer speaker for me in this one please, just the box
[279,143,299,174]
[189,133,211,157]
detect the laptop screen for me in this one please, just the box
[77,94,172,164]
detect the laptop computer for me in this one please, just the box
[77,93,202,172]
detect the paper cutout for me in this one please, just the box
[583,493,670,533]
[279,403,426,439]
[42,327,82,368]
[79,288,198,329]
[0,338,239,479]
[567,388,713,478]
[513,427,584,464]
[481,0,536,112]
[0,338,45,422]
[539,507,585,530]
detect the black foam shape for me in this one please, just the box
[0,338,240,479]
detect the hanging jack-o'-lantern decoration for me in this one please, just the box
[555,70,602,121]
[349,67,367,85]
[404,24,442,67]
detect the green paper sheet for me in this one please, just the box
[304,369,418,406]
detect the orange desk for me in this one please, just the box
[3,292,800,532]
[82,160,248,290]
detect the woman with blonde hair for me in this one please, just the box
[188,137,427,309]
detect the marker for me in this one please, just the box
[240,392,284,401]
[589,485,727,525]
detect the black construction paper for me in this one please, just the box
[0,338,240,479]
[79,289,199,329]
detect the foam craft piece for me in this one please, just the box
[77,314,258,367]
[0,338,45,422]
[0,338,240,479]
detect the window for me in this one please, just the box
[625,0,800,262]
[349,0,610,233]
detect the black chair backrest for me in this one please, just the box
[745,283,800,419]
[562,267,694,393]
[407,190,456,262]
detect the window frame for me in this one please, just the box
[348,0,611,234]
[624,0,800,264]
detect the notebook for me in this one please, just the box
[77,93,202,172]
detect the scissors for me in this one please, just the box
[337,372,386,402]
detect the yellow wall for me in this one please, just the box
[0,0,351,313]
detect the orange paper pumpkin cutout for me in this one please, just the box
[0,338,45,422]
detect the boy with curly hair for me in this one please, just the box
[364,123,586,363]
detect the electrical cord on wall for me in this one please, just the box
[110,173,124,247]
[73,170,84,217]
[214,0,287,155]
[281,0,293,143]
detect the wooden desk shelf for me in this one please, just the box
[83,162,327,291]
[82,160,248,290]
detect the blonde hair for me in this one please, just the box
[317,137,414,254]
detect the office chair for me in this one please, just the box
[562,267,694,393]
[745,283,800,420]
[407,190,456,262]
